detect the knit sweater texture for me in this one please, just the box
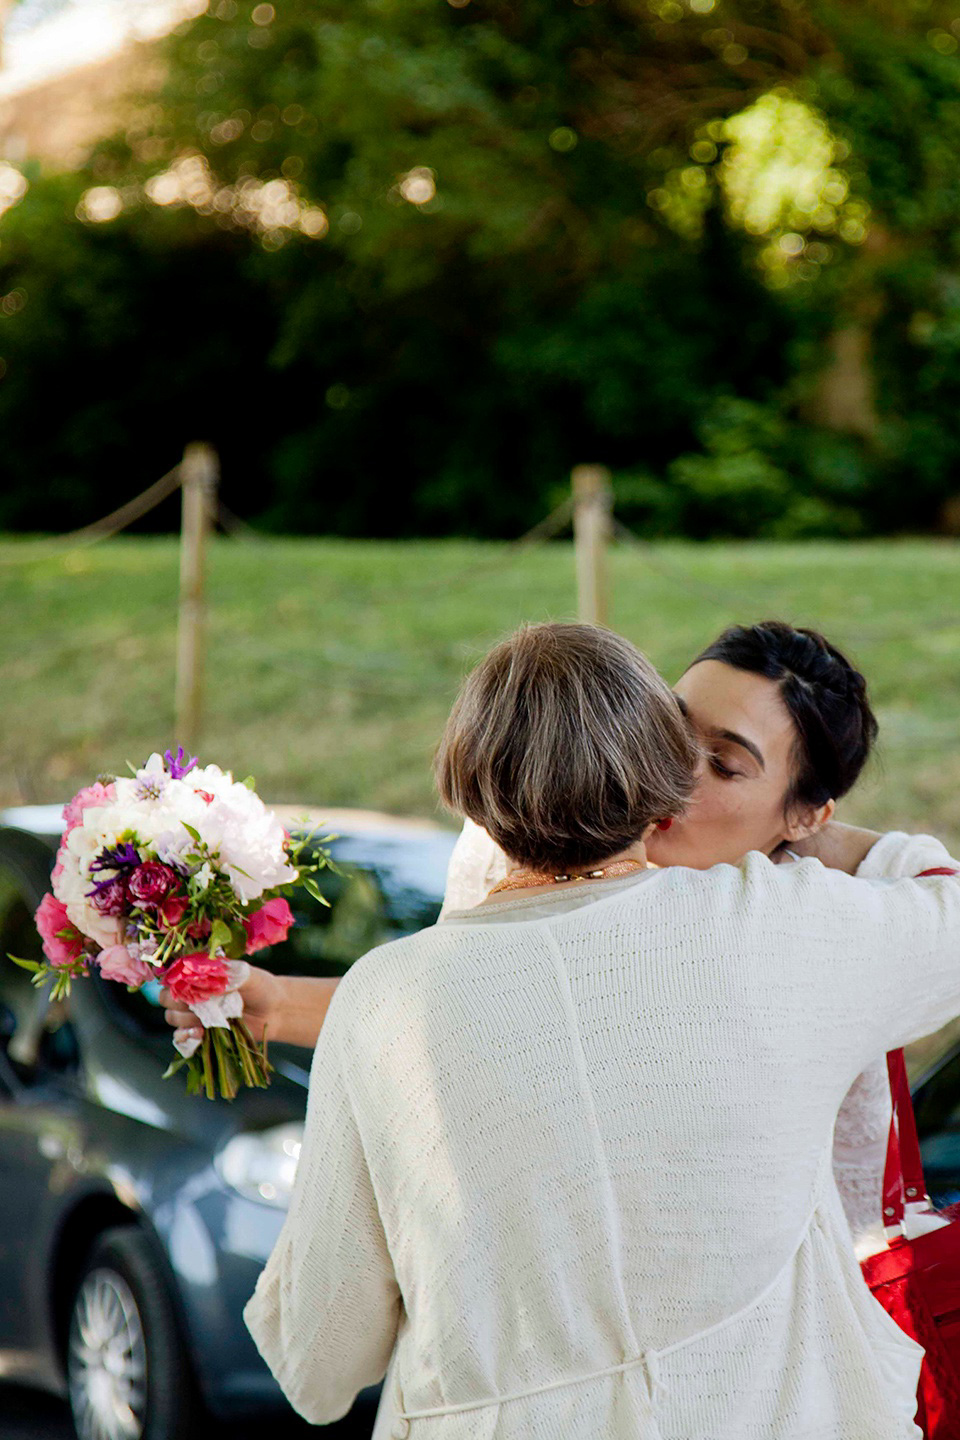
[245,844,960,1439]
[439,822,958,1257]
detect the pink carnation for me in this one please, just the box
[243,896,295,954]
[97,945,154,987]
[165,951,230,1006]
[62,782,115,836]
[35,893,84,967]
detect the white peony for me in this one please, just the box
[66,900,121,950]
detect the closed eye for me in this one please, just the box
[710,755,742,780]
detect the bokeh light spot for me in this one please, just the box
[0,163,28,218]
[399,168,436,205]
[299,207,329,238]
[77,186,124,223]
[549,127,578,153]
[210,117,244,144]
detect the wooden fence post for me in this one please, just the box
[572,464,612,626]
[175,443,218,749]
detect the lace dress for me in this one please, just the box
[439,820,958,1259]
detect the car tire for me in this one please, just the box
[67,1226,199,1440]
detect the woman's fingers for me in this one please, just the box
[159,988,201,1034]
[164,1007,202,1034]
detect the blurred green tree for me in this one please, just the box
[3,0,960,536]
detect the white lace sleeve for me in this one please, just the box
[438,819,509,920]
[832,1059,892,1258]
[833,830,960,1256]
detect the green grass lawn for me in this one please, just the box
[3,534,959,851]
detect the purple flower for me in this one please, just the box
[134,771,167,801]
[164,746,198,780]
[90,842,140,875]
[87,876,129,916]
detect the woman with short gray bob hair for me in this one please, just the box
[248,621,960,1440]
[435,622,699,875]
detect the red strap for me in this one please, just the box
[880,867,959,1229]
[883,1049,927,1226]
[881,1087,904,1225]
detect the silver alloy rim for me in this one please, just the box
[68,1267,147,1440]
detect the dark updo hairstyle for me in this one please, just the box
[693,621,878,811]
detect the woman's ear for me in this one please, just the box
[783,798,836,845]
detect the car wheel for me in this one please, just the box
[67,1226,197,1440]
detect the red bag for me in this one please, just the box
[861,1048,960,1437]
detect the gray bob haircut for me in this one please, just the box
[434,622,700,873]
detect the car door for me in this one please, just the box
[0,852,81,1375]
[913,1042,960,1208]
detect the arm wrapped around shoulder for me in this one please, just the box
[855,829,959,882]
[776,852,960,1061]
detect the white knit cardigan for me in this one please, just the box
[439,822,958,1258]
[245,846,960,1440]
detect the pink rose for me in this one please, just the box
[97,945,154,987]
[127,862,177,908]
[158,895,189,930]
[243,896,295,954]
[35,893,84,967]
[62,782,115,836]
[164,951,230,1006]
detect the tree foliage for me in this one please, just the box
[3,0,960,536]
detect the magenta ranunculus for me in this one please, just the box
[35,893,84,967]
[164,952,230,1006]
[243,896,295,954]
[62,782,115,836]
[127,862,177,908]
[97,945,154,987]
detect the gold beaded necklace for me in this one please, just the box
[487,857,647,898]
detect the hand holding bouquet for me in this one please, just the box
[12,747,330,1099]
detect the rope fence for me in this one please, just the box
[0,464,184,566]
[3,447,958,747]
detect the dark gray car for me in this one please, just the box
[0,804,455,1440]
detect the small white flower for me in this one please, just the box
[133,754,168,802]
[195,862,215,891]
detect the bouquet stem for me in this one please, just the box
[165,1019,271,1100]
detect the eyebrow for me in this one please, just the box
[675,695,766,770]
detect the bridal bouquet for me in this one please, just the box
[12,747,330,1100]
